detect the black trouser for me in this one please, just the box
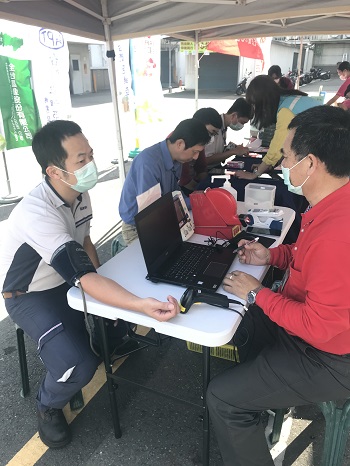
[207,306,350,466]
[5,284,100,410]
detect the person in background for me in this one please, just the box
[268,64,294,90]
[0,120,180,450]
[179,107,221,196]
[326,61,350,106]
[235,75,319,180]
[337,83,350,111]
[204,98,252,168]
[207,106,350,466]
[119,118,210,245]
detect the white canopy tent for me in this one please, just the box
[1,1,350,41]
[1,0,350,179]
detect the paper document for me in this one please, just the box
[137,183,161,213]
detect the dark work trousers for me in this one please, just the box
[207,305,350,466]
[5,283,99,410]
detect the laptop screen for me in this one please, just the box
[135,192,182,274]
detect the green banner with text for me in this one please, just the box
[0,55,41,149]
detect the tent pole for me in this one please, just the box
[0,150,22,204]
[194,30,199,111]
[168,41,172,93]
[101,0,126,183]
[296,36,303,90]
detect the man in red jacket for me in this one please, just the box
[207,105,350,466]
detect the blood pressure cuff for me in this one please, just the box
[51,241,97,287]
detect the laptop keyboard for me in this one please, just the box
[164,244,215,281]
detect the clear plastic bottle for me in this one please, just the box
[211,175,237,201]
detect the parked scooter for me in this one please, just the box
[319,69,331,80]
[311,67,331,80]
[235,71,252,95]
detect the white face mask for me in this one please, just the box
[281,157,309,196]
[229,122,244,131]
[55,160,98,193]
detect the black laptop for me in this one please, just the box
[134,192,236,291]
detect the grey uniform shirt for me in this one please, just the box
[0,177,92,293]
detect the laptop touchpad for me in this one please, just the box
[203,262,227,277]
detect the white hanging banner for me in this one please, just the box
[130,36,164,149]
[255,37,272,75]
[114,39,135,154]
[0,19,71,150]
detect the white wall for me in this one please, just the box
[68,43,92,93]
[89,44,107,69]
[176,50,187,86]
[270,42,299,74]
[313,43,349,66]
[185,54,196,89]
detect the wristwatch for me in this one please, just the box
[246,285,265,305]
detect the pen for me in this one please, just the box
[232,237,259,254]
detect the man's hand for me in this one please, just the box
[233,144,249,156]
[222,270,261,301]
[237,240,270,266]
[143,295,180,322]
[234,170,258,180]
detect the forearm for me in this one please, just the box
[206,151,232,166]
[253,160,272,177]
[325,95,339,106]
[80,272,145,312]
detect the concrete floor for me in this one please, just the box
[1,79,350,466]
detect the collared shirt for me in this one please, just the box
[204,114,226,159]
[0,177,92,293]
[256,182,350,355]
[119,140,181,225]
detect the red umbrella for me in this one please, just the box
[207,38,263,60]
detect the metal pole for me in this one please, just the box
[101,0,126,184]
[168,41,172,93]
[296,36,303,90]
[0,150,22,204]
[194,31,199,111]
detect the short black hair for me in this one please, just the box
[288,106,350,177]
[32,120,82,174]
[227,98,251,119]
[268,65,282,78]
[168,118,211,148]
[193,107,221,129]
[337,61,350,72]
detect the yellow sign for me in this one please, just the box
[180,41,210,53]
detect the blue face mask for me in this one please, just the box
[281,157,309,196]
[57,160,98,193]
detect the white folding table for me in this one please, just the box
[67,203,295,465]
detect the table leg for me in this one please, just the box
[98,317,122,438]
[202,346,210,466]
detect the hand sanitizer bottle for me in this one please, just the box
[211,175,237,201]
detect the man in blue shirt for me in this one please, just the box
[119,118,210,244]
